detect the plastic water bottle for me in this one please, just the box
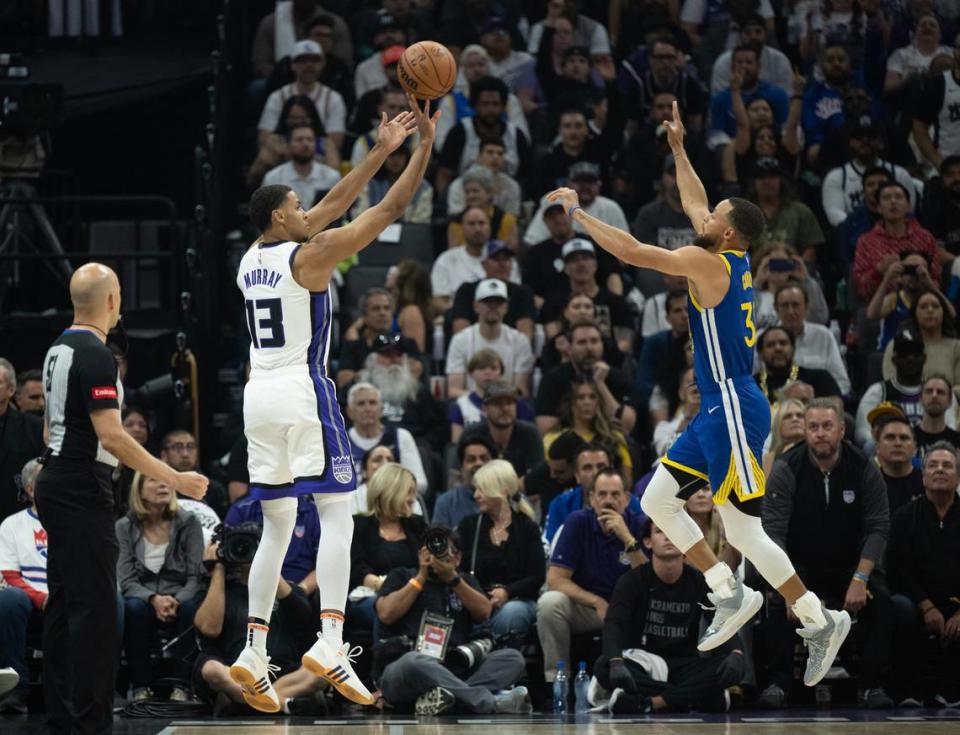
[574,661,590,713]
[553,661,569,714]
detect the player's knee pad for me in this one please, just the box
[640,465,703,553]
[715,502,794,588]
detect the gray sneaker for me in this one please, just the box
[697,579,764,651]
[494,686,532,714]
[415,686,455,716]
[756,683,786,709]
[797,607,851,687]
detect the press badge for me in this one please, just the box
[416,611,454,660]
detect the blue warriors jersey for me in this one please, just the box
[689,250,757,388]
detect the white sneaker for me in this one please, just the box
[0,668,18,698]
[302,636,375,706]
[797,607,851,687]
[697,579,763,651]
[229,647,281,713]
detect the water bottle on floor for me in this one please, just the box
[553,661,569,714]
[574,661,590,713]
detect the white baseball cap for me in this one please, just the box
[474,278,509,301]
[561,238,596,260]
[293,40,324,59]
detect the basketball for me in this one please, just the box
[397,41,457,100]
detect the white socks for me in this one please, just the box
[704,562,737,599]
[321,612,345,647]
[792,591,827,630]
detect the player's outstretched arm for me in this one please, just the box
[663,101,710,233]
[546,188,726,285]
[305,109,417,236]
[294,96,439,285]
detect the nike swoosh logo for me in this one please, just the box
[708,406,720,414]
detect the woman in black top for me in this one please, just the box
[456,459,545,645]
[349,463,426,640]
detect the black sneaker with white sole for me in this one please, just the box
[415,686,455,716]
[608,688,652,715]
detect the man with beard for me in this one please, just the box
[535,321,635,436]
[774,283,850,393]
[433,435,494,529]
[535,108,607,199]
[710,15,792,96]
[336,287,422,390]
[853,182,940,301]
[523,430,585,520]
[636,290,690,421]
[522,203,623,308]
[623,34,708,133]
[855,329,959,447]
[461,380,543,477]
[355,335,444,449]
[13,369,44,415]
[912,33,960,170]
[871,414,924,516]
[761,398,894,710]
[262,125,341,209]
[748,158,825,262]
[754,327,841,404]
[834,166,893,269]
[547,100,853,690]
[913,375,960,456]
[446,279,534,399]
[920,155,960,257]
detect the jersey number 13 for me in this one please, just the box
[245,298,286,348]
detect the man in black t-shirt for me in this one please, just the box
[597,522,741,714]
[461,380,543,477]
[36,263,207,734]
[522,203,623,308]
[754,327,842,403]
[873,415,924,517]
[919,157,960,256]
[535,320,636,436]
[539,238,636,353]
[375,528,529,715]
[914,375,960,457]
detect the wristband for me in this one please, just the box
[567,205,581,219]
[852,571,869,584]
[409,577,423,591]
[624,538,641,554]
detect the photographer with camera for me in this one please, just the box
[375,526,531,716]
[456,460,545,645]
[598,521,743,714]
[538,469,647,686]
[115,472,204,702]
[192,526,325,714]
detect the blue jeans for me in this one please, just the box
[0,587,35,695]
[489,599,537,643]
[122,595,199,688]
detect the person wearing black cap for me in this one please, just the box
[461,380,543,478]
[354,13,409,99]
[631,153,697,253]
[747,157,824,260]
[821,116,917,227]
[450,240,536,339]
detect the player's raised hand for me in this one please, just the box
[663,100,685,152]
[378,109,417,153]
[173,470,209,500]
[408,93,441,146]
[546,186,580,214]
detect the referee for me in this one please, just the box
[36,263,208,735]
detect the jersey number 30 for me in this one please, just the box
[741,302,757,347]
[245,298,286,348]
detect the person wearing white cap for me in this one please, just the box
[446,279,535,401]
[258,39,347,161]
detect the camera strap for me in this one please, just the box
[469,516,483,577]
[416,611,454,660]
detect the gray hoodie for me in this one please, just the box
[116,509,204,603]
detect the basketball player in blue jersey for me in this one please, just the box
[547,102,851,689]
[229,97,440,713]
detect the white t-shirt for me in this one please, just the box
[641,293,671,338]
[488,50,536,93]
[263,161,341,208]
[524,195,629,245]
[445,324,535,391]
[354,55,388,100]
[258,82,347,134]
[177,499,221,546]
[886,44,952,78]
[349,426,428,495]
[527,15,611,55]
[0,508,48,593]
[430,246,520,298]
[143,539,169,574]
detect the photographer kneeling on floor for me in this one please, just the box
[374,525,531,715]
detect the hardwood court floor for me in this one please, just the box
[10,710,960,735]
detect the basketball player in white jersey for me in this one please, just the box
[229,96,440,712]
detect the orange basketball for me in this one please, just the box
[397,41,457,100]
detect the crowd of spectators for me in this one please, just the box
[2,0,960,719]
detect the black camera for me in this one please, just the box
[424,526,457,561]
[212,523,261,565]
[903,264,919,276]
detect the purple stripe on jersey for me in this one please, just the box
[306,292,355,492]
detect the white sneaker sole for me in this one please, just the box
[804,611,852,687]
[697,588,764,651]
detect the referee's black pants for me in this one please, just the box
[35,460,119,735]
